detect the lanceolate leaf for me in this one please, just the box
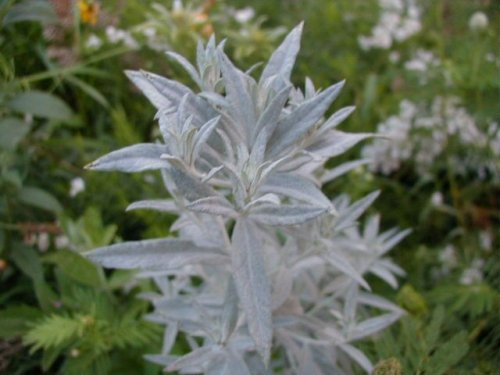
[308,130,373,159]
[231,218,272,365]
[320,159,371,184]
[85,143,169,172]
[87,238,227,270]
[260,22,303,83]
[319,106,356,134]
[126,199,179,214]
[219,51,256,141]
[186,196,237,217]
[166,51,203,88]
[334,191,380,231]
[322,247,370,290]
[260,173,331,208]
[268,81,345,158]
[249,203,327,226]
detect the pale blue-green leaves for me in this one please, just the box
[231,218,272,365]
[85,22,407,374]
[85,143,169,172]
[87,238,227,270]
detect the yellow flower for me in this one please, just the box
[79,0,100,25]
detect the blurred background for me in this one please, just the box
[0,0,498,374]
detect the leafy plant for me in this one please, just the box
[370,306,469,375]
[85,24,409,373]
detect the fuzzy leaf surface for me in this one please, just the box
[231,218,272,364]
[87,238,226,270]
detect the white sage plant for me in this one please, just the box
[85,23,409,374]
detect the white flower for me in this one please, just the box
[439,245,457,268]
[70,177,85,197]
[404,49,439,72]
[142,27,156,38]
[358,0,421,50]
[389,51,400,63]
[460,268,483,285]
[430,191,443,206]
[105,26,138,49]
[234,7,255,23]
[85,34,102,49]
[469,11,488,31]
[55,235,70,250]
[37,232,50,252]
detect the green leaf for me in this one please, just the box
[2,0,58,26]
[65,75,109,108]
[8,90,74,121]
[24,314,85,351]
[0,305,43,339]
[44,250,102,288]
[18,186,63,213]
[424,331,469,374]
[10,243,44,281]
[424,306,444,350]
[0,117,31,150]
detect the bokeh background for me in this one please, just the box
[0,0,498,374]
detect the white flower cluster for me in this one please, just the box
[358,0,421,50]
[404,49,440,72]
[469,11,489,31]
[362,97,494,176]
[460,258,484,286]
[105,26,139,49]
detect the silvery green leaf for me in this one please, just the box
[125,70,171,109]
[166,51,203,88]
[162,322,179,354]
[272,267,293,310]
[186,196,237,217]
[356,292,404,313]
[380,228,411,254]
[319,106,356,133]
[334,191,380,231]
[376,258,405,277]
[308,130,372,159]
[363,214,381,242]
[260,173,331,208]
[126,199,179,214]
[320,159,371,184]
[348,313,401,341]
[338,344,373,373]
[169,165,215,201]
[249,204,326,226]
[231,218,272,365]
[252,85,292,144]
[260,22,303,83]
[199,91,228,108]
[143,71,216,124]
[220,277,239,343]
[192,116,221,161]
[343,284,358,321]
[167,345,221,372]
[244,193,281,211]
[87,238,226,270]
[217,351,251,375]
[322,246,369,290]
[368,263,399,288]
[202,165,225,183]
[268,81,345,158]
[219,51,256,141]
[85,143,169,172]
